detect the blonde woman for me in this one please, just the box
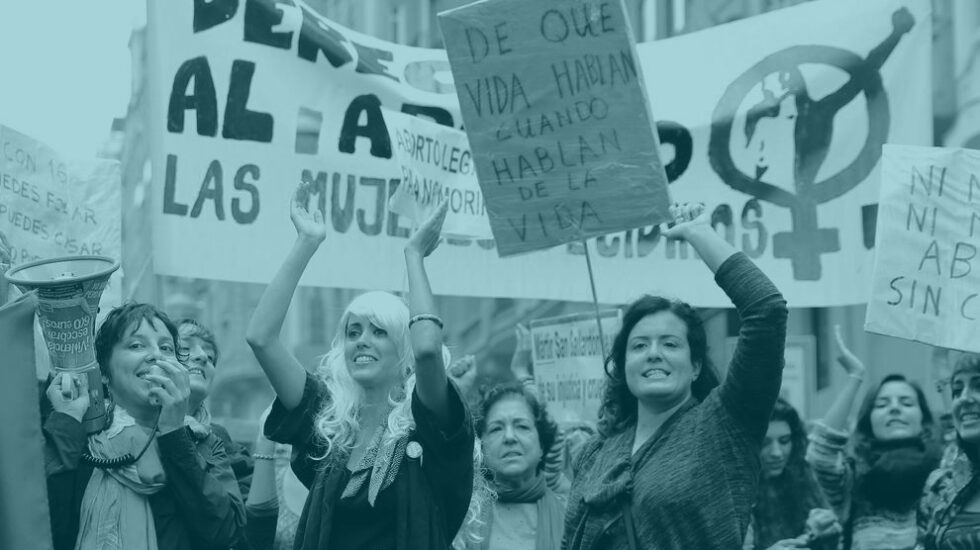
[246,185,482,550]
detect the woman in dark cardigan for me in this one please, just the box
[562,203,791,550]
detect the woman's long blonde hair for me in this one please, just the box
[310,290,490,547]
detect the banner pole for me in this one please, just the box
[582,240,609,360]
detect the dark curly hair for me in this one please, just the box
[752,398,827,549]
[176,318,220,366]
[95,303,185,381]
[851,374,941,513]
[476,382,558,473]
[597,296,719,437]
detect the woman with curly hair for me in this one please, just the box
[806,328,941,550]
[245,186,487,550]
[472,383,564,550]
[744,398,840,550]
[917,353,980,549]
[562,203,790,550]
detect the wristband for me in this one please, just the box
[409,314,444,330]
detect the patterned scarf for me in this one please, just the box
[75,407,166,550]
[338,404,407,506]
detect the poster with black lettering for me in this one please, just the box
[384,110,492,239]
[0,125,121,308]
[438,0,671,257]
[530,309,620,425]
[147,0,930,307]
[866,145,980,353]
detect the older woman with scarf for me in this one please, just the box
[917,353,980,549]
[246,185,485,550]
[473,382,564,550]
[562,203,789,550]
[807,328,940,550]
[44,303,245,550]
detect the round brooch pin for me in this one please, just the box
[406,441,423,459]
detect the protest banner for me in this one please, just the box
[726,334,814,417]
[438,0,671,256]
[865,145,980,353]
[147,0,931,307]
[530,309,619,425]
[0,125,122,309]
[385,109,492,238]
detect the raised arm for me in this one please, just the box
[819,325,866,432]
[667,204,788,426]
[805,326,863,517]
[245,183,326,409]
[404,201,453,426]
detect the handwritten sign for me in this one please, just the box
[439,0,671,256]
[531,309,620,425]
[385,110,492,238]
[0,125,122,313]
[866,145,980,352]
[147,0,931,307]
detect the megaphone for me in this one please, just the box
[4,256,119,433]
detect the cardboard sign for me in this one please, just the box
[866,145,980,352]
[147,0,931,307]
[0,125,122,310]
[531,309,620,425]
[385,110,492,238]
[439,0,671,256]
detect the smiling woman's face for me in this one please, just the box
[869,381,924,441]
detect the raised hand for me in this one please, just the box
[144,357,192,434]
[46,372,91,423]
[892,7,914,35]
[290,181,327,244]
[406,201,449,258]
[833,324,866,378]
[448,355,478,396]
[662,202,710,241]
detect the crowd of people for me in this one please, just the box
[35,184,980,550]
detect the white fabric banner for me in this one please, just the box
[866,145,980,353]
[147,0,932,307]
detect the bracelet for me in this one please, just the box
[847,373,864,382]
[253,453,276,461]
[409,314,444,330]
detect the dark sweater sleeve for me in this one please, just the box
[411,379,475,532]
[715,253,788,433]
[263,372,327,488]
[43,412,91,550]
[157,427,247,549]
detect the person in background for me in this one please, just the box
[474,383,565,550]
[917,353,980,549]
[744,398,840,550]
[245,184,487,550]
[564,203,790,550]
[177,318,254,500]
[44,303,245,550]
[807,326,941,550]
